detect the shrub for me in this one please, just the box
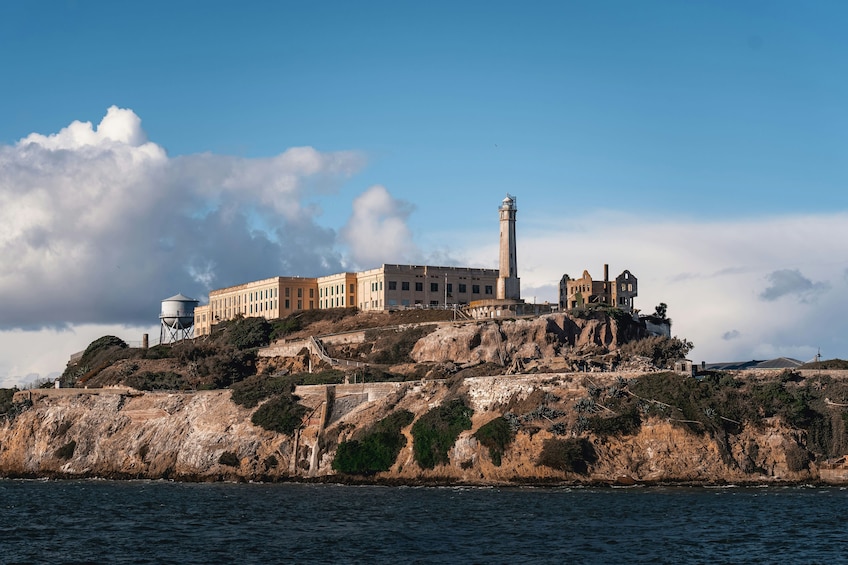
[83,335,128,357]
[587,407,641,437]
[538,438,596,474]
[271,317,302,341]
[218,451,240,467]
[474,417,515,466]
[228,317,273,350]
[0,388,16,416]
[332,410,414,474]
[230,374,298,408]
[620,336,694,369]
[411,398,473,469]
[56,440,77,460]
[124,371,187,391]
[251,394,307,435]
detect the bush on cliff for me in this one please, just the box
[411,398,473,469]
[0,388,15,416]
[474,416,516,466]
[538,438,596,474]
[230,374,297,408]
[124,371,188,391]
[227,317,273,350]
[251,394,307,434]
[63,335,133,385]
[332,410,414,474]
[619,336,694,369]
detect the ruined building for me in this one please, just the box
[559,264,637,312]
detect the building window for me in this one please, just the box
[297,288,302,298]
[447,283,453,293]
[285,288,290,297]
[430,283,439,292]
[350,283,355,293]
[402,281,410,291]
[388,281,397,290]
[459,283,467,293]
[415,282,423,292]
[430,300,439,306]
[298,300,302,310]
[310,300,314,309]
[472,285,480,294]
[485,285,493,295]
[285,299,290,309]
[310,288,314,298]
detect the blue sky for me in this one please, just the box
[1,1,847,386]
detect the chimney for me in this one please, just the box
[604,264,609,283]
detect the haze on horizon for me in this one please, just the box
[2,1,847,388]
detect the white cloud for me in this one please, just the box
[0,323,159,389]
[442,209,848,364]
[0,106,366,331]
[339,185,421,268]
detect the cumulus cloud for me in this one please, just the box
[339,185,421,268]
[759,269,830,302]
[436,210,848,364]
[0,106,366,330]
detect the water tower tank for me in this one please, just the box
[160,293,198,329]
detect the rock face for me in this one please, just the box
[3,372,846,485]
[410,314,647,365]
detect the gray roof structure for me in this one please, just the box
[704,357,804,371]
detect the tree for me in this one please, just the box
[653,302,668,319]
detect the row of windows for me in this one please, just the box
[320,284,354,297]
[320,296,350,308]
[383,281,492,294]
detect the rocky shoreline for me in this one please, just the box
[3,370,848,486]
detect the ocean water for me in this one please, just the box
[1,480,845,564]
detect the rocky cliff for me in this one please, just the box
[4,370,848,485]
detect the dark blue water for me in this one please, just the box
[1,480,845,564]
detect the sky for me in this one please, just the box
[2,1,847,387]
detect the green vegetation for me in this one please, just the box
[619,336,693,369]
[270,316,302,340]
[124,371,186,391]
[0,388,16,415]
[332,410,414,474]
[251,394,307,434]
[64,335,133,385]
[579,371,848,460]
[538,438,596,474]
[230,374,298,408]
[227,317,273,350]
[800,358,848,370]
[411,398,473,469]
[56,440,77,460]
[218,451,240,467]
[473,416,516,466]
[0,388,32,421]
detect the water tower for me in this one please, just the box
[159,293,199,344]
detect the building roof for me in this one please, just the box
[704,357,804,371]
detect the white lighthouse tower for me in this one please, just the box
[497,194,521,300]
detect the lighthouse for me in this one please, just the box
[497,194,520,301]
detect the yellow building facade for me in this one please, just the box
[194,276,318,337]
[193,264,500,335]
